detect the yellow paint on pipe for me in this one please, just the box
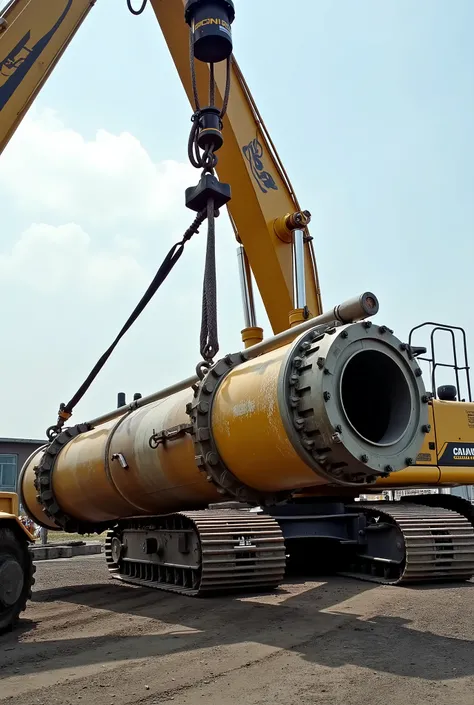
[211,344,326,492]
[22,389,221,526]
[21,342,330,528]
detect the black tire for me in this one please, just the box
[0,526,36,635]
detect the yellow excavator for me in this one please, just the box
[1,0,474,614]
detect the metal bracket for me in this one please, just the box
[111,453,129,469]
[149,423,193,450]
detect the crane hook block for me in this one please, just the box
[185,173,231,212]
[185,0,235,64]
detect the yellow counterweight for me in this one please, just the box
[20,317,429,533]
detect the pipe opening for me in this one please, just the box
[340,350,412,446]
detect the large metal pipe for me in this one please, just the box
[20,314,428,532]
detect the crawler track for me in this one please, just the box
[105,509,286,596]
[342,502,474,585]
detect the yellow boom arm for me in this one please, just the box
[0,0,322,334]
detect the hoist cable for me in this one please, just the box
[47,210,207,439]
[126,0,148,15]
[199,197,219,361]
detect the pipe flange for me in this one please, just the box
[33,423,112,534]
[278,321,429,487]
[187,353,290,506]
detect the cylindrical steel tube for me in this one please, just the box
[20,318,428,530]
[237,245,257,328]
[292,230,306,309]
[21,388,222,529]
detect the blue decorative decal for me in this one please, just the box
[0,0,73,111]
[243,137,278,194]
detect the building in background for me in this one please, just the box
[0,437,45,494]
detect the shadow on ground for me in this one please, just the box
[1,573,473,683]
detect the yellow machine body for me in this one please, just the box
[0,493,35,542]
[372,400,474,489]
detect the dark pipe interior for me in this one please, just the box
[341,350,412,445]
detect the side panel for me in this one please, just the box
[375,400,474,489]
[414,403,437,466]
[434,399,474,484]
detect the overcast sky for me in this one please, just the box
[1,0,473,439]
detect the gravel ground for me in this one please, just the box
[0,555,473,704]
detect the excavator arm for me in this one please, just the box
[0,0,322,335]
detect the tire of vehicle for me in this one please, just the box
[0,526,35,634]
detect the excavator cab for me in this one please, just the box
[408,322,474,476]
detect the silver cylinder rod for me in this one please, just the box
[237,245,257,328]
[87,375,199,428]
[242,291,379,360]
[292,230,306,309]
[84,292,379,429]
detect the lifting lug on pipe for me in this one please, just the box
[149,424,193,449]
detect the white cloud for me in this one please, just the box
[0,222,147,299]
[0,107,197,226]
[0,108,238,302]
[0,109,252,437]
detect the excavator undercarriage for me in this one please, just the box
[102,493,474,598]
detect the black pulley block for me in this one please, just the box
[185,0,235,63]
[185,173,231,212]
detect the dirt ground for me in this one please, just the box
[0,555,473,705]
